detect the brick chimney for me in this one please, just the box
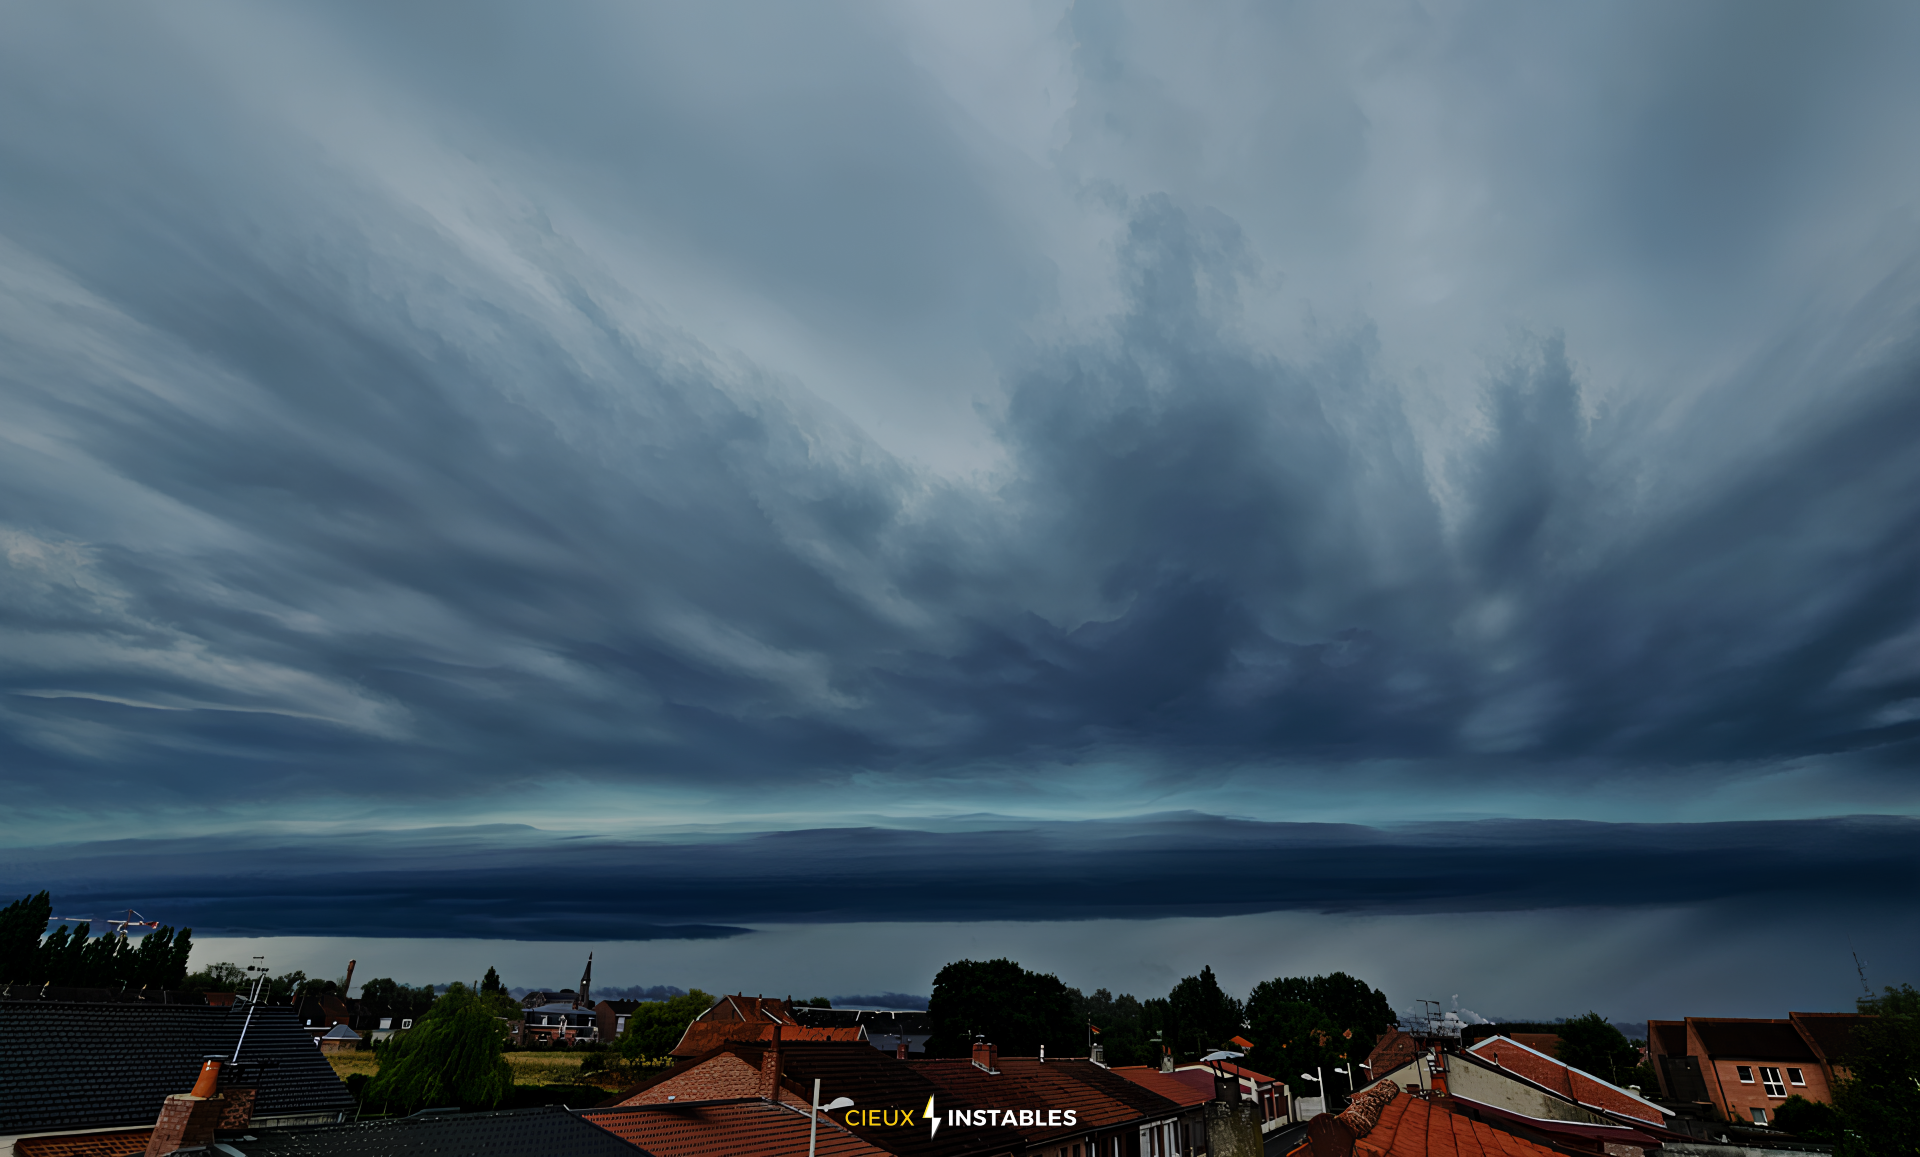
[971,1041,998,1072]
[145,1058,228,1157]
[896,1037,908,1061]
[758,1023,783,1100]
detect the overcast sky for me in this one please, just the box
[2,2,1917,1014]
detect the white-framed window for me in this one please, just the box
[379,1018,392,1030]
[1787,1068,1805,1086]
[1736,1065,1754,1083]
[402,1018,413,1029]
[1751,1107,1769,1125]
[1761,1067,1786,1098]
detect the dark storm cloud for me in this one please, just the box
[0,2,1918,826]
[9,815,1914,938]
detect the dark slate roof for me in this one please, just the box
[223,1106,651,1156]
[0,1000,353,1134]
[1790,1012,1870,1064]
[1688,1019,1816,1062]
[772,1042,1027,1157]
[1647,1021,1688,1057]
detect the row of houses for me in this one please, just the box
[1,984,1876,1157]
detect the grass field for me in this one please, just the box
[326,1050,635,1088]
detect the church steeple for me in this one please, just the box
[576,952,592,1009]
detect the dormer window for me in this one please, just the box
[1736,1066,1754,1083]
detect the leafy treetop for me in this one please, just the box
[926,958,1079,1059]
[616,990,717,1062]
[364,983,513,1114]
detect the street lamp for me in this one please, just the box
[807,1078,854,1157]
[1335,1065,1356,1096]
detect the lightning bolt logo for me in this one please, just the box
[926,1094,939,1138]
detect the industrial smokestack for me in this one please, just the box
[342,959,356,997]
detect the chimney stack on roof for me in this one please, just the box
[896,1037,908,1061]
[758,1023,784,1101]
[971,1041,998,1073]
[145,1057,228,1157]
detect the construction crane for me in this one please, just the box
[46,908,163,940]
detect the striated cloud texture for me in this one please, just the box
[0,0,1917,953]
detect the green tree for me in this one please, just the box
[0,891,54,982]
[616,990,716,1061]
[364,983,513,1113]
[1835,983,1920,1157]
[358,977,439,1021]
[1773,1095,1841,1142]
[1556,1013,1641,1086]
[1164,966,1245,1060]
[925,959,1079,1058]
[1247,1000,1342,1085]
[806,997,832,1008]
[0,894,191,989]
[1246,974,1395,1043]
[480,966,505,996]
[1075,988,1153,1067]
[182,961,250,992]
[1245,973,1393,1095]
[480,991,524,1021]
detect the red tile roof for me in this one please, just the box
[1365,1030,1421,1079]
[587,1099,892,1157]
[908,1057,1186,1147]
[670,1021,865,1057]
[1173,1060,1280,1085]
[13,1130,153,1157]
[1466,1036,1667,1125]
[997,1058,1187,1131]
[1110,1066,1215,1107]
[610,1048,806,1107]
[1293,1085,1567,1157]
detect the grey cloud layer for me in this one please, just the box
[0,3,1918,820]
[17,815,1916,938]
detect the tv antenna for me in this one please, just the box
[232,957,272,1066]
[1852,948,1870,997]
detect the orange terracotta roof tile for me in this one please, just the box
[1351,1093,1564,1157]
[13,1130,153,1157]
[1466,1037,1667,1125]
[588,1099,891,1157]
[1110,1066,1215,1107]
[671,1022,864,1057]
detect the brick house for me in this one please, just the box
[694,994,802,1027]
[1644,1014,1868,1128]
[597,999,642,1047]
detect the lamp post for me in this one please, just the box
[1299,1068,1326,1117]
[807,1078,854,1157]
